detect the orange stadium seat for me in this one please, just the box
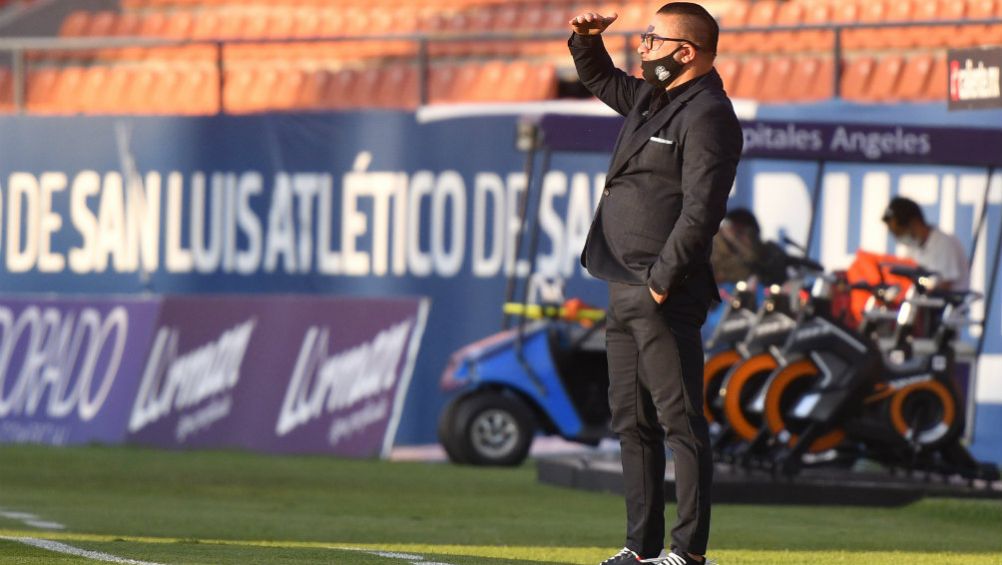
[728,0,780,53]
[715,58,740,93]
[843,1,892,50]
[960,0,1002,47]
[50,66,84,113]
[189,11,222,40]
[295,69,330,109]
[347,67,383,107]
[97,66,135,113]
[764,1,805,53]
[732,56,766,99]
[263,11,297,39]
[449,63,482,103]
[0,68,13,112]
[830,0,862,25]
[162,11,194,38]
[429,64,458,104]
[372,64,420,108]
[75,66,112,113]
[250,67,287,110]
[151,68,191,113]
[59,11,91,37]
[840,56,877,101]
[325,68,360,109]
[617,2,650,31]
[908,0,952,47]
[112,12,142,35]
[223,67,256,113]
[138,11,167,36]
[86,11,117,36]
[866,56,906,101]
[719,1,750,30]
[896,54,936,100]
[216,12,249,40]
[124,67,160,113]
[926,54,949,99]
[25,68,59,113]
[182,67,220,114]
[791,2,835,52]
[790,56,835,101]
[272,67,306,109]
[470,60,508,102]
[756,57,795,101]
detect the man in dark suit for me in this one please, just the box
[568,4,743,565]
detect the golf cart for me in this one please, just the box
[437,298,610,466]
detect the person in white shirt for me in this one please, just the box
[881,196,970,291]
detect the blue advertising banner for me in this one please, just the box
[0,107,1000,461]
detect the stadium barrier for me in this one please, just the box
[0,294,428,458]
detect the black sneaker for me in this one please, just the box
[599,547,641,565]
[641,551,714,565]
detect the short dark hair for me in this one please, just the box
[657,2,719,54]
[882,196,926,225]
[725,208,760,235]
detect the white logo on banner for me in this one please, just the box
[951,58,1002,102]
[0,305,128,421]
[128,319,255,439]
[275,319,413,442]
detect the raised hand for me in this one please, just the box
[568,12,619,36]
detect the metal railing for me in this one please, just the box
[1,17,1001,113]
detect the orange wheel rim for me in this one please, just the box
[723,353,777,441]
[890,380,955,440]
[703,350,741,422]
[764,359,845,453]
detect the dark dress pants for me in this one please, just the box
[606,281,713,558]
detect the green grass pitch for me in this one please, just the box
[0,445,1000,564]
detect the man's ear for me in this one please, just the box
[681,44,697,63]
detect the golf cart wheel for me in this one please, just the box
[451,392,535,466]
[722,353,777,441]
[704,349,741,423]
[764,359,845,454]
[888,380,961,450]
[437,396,470,464]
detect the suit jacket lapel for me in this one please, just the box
[606,70,722,179]
[605,90,650,175]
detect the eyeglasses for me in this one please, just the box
[639,32,700,52]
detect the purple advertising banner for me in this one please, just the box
[0,296,160,445]
[125,295,429,458]
[536,115,1002,167]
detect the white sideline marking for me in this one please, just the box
[2,537,165,565]
[24,520,66,530]
[0,509,65,530]
[344,547,456,565]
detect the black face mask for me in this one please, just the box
[641,45,685,90]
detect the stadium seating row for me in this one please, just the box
[720,0,1002,51]
[0,60,557,114]
[0,52,945,115]
[718,53,947,102]
[60,0,1002,49]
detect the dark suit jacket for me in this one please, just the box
[570,33,743,305]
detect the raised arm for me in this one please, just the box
[568,12,644,117]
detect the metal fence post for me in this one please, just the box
[12,47,24,114]
[832,26,842,99]
[418,37,429,106]
[216,41,224,115]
